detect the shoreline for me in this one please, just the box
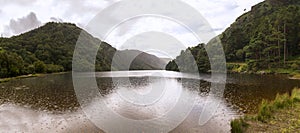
[231,88,300,133]
[227,62,300,80]
[1,69,299,83]
[289,73,300,80]
[0,72,70,83]
[228,70,300,79]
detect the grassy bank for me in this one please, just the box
[0,74,41,83]
[227,62,300,79]
[0,72,69,83]
[231,88,300,133]
[290,73,300,80]
[227,63,248,73]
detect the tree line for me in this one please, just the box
[0,22,116,78]
[166,0,300,73]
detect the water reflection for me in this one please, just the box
[225,74,300,113]
[0,71,299,132]
[0,74,78,112]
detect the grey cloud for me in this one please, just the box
[4,12,42,35]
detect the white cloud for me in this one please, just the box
[103,0,263,47]
[0,0,263,52]
[0,0,119,37]
[3,12,42,36]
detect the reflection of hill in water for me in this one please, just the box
[1,71,300,132]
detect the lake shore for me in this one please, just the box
[0,72,70,83]
[227,62,300,80]
[289,73,300,80]
[231,88,300,133]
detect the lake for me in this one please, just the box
[0,70,299,132]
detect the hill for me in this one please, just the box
[113,50,167,70]
[166,0,300,74]
[0,22,165,78]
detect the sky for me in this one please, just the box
[0,0,264,57]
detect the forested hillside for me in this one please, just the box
[113,50,167,70]
[166,43,210,73]
[0,22,115,78]
[0,22,165,78]
[166,0,300,73]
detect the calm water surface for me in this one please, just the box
[0,71,299,132]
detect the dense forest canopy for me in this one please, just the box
[1,0,300,78]
[166,0,300,73]
[0,22,165,78]
[0,22,115,78]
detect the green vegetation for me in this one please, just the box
[0,23,71,77]
[0,22,165,78]
[230,118,249,133]
[166,43,210,73]
[227,62,300,77]
[0,22,119,78]
[227,63,248,73]
[166,0,300,75]
[0,73,42,83]
[257,93,292,122]
[231,88,300,133]
[0,49,25,77]
[291,73,300,79]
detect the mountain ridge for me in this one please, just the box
[0,22,165,78]
[166,0,300,73]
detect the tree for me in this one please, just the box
[0,50,24,78]
[33,61,46,73]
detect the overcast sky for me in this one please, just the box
[0,0,263,57]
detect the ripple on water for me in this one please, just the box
[0,104,103,133]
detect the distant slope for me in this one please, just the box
[166,0,300,73]
[160,58,172,64]
[112,50,167,70]
[0,22,165,78]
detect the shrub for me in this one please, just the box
[231,88,300,132]
[34,61,46,73]
[247,60,260,72]
[231,118,248,133]
[257,100,273,122]
[257,89,300,122]
[272,93,292,109]
[291,63,299,70]
[227,63,248,73]
[46,64,64,73]
[291,88,300,102]
[239,64,248,72]
[22,64,35,74]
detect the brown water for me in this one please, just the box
[0,71,299,132]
